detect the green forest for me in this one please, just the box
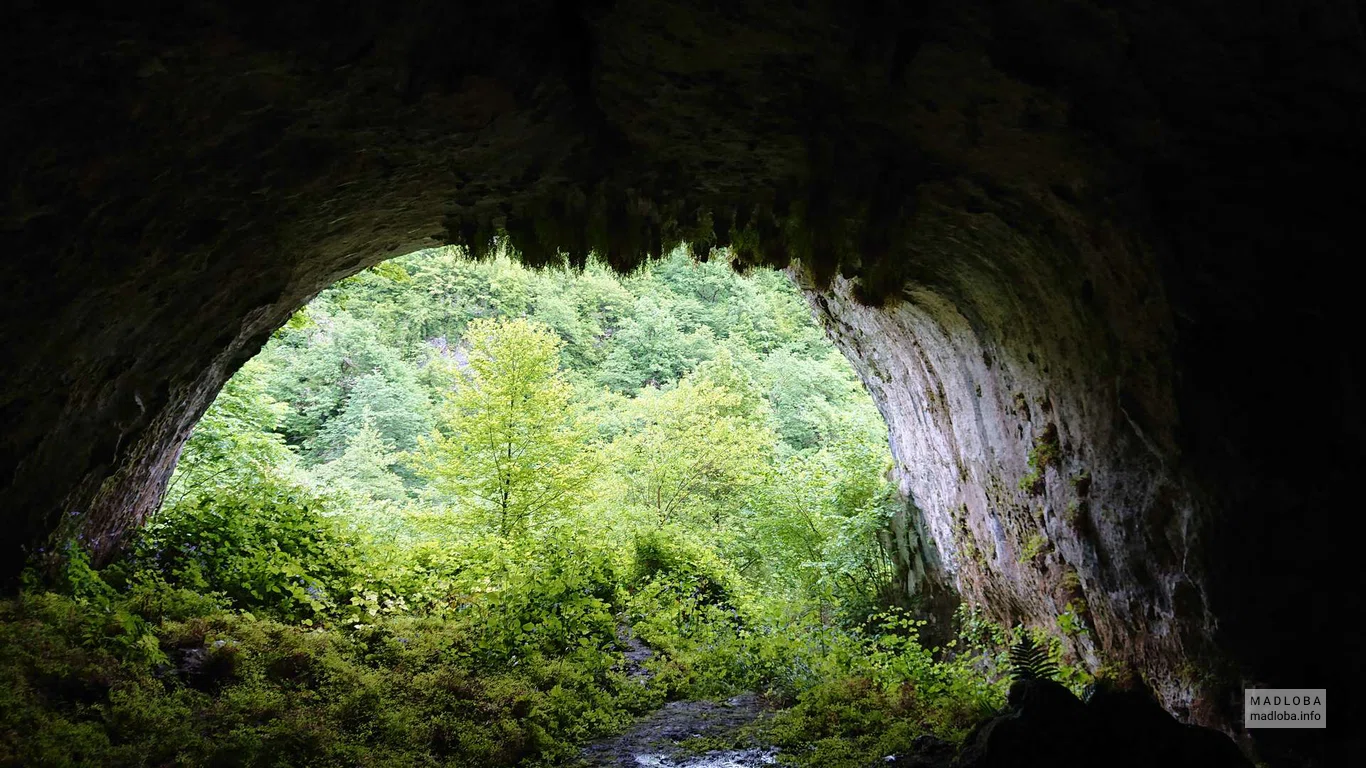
[0,248,1061,767]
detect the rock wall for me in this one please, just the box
[800,197,1215,718]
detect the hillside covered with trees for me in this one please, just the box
[1,249,1043,767]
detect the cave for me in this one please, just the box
[2,1,1361,765]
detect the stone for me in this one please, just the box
[954,679,1251,768]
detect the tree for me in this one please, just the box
[165,357,298,507]
[256,310,411,454]
[313,370,433,460]
[311,419,410,503]
[740,421,898,616]
[604,361,776,531]
[413,317,595,536]
[595,295,714,392]
[760,346,871,452]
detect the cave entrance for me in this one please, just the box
[153,244,910,626]
[0,244,1029,766]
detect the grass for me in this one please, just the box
[1018,423,1062,496]
[1018,533,1049,564]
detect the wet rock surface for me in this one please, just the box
[577,694,772,768]
[803,245,1205,716]
[582,626,776,767]
[628,750,775,768]
[615,624,656,683]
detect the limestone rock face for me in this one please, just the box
[2,1,1362,762]
[801,216,1204,719]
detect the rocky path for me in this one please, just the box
[577,694,774,767]
[576,626,776,767]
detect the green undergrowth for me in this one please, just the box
[1,547,658,768]
[1,538,1026,768]
[754,611,1009,768]
[3,250,1058,766]
[623,606,1020,768]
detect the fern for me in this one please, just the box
[1008,630,1059,682]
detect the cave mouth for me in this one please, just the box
[149,242,914,626]
[4,1,1358,764]
[0,244,1261,767]
[1,244,980,767]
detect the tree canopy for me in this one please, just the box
[414,317,596,536]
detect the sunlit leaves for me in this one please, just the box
[601,358,776,532]
[412,317,598,537]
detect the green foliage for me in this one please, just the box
[629,527,738,603]
[121,478,360,624]
[595,295,715,391]
[762,348,862,451]
[4,246,1019,765]
[1057,603,1087,637]
[310,419,410,503]
[1060,568,1082,594]
[601,355,774,530]
[741,424,899,621]
[163,358,296,508]
[259,311,419,456]
[622,528,760,697]
[0,577,647,768]
[250,246,888,483]
[1017,422,1062,496]
[413,317,596,537]
[312,369,433,460]
[1008,629,1060,682]
[758,611,1008,767]
[1018,532,1049,564]
[465,530,622,663]
[1063,499,1085,526]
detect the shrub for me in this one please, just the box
[115,478,361,623]
[0,580,645,767]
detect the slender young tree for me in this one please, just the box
[414,317,595,536]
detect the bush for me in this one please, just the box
[759,611,1009,767]
[630,526,739,608]
[114,478,362,624]
[0,574,648,768]
[468,529,623,665]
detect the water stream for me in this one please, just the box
[577,694,775,767]
[578,626,778,767]
[628,748,777,767]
